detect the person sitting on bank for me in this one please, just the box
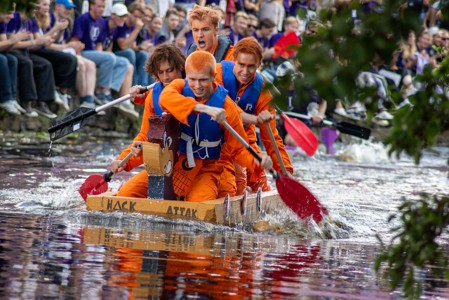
[160,51,272,202]
[108,44,187,199]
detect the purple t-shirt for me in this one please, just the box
[252,31,269,49]
[268,32,283,48]
[71,12,104,50]
[0,22,6,34]
[99,17,126,50]
[6,12,26,33]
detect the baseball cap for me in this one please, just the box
[55,0,76,9]
[276,61,295,78]
[110,3,129,16]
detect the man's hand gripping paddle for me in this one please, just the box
[78,151,133,201]
[223,121,328,223]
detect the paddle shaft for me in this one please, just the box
[222,121,278,179]
[283,111,371,140]
[48,83,156,135]
[103,151,134,182]
[265,123,289,175]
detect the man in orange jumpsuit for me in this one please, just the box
[215,37,294,195]
[183,5,234,62]
[108,44,186,198]
[159,51,272,202]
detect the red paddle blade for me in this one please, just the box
[281,113,318,156]
[79,174,108,202]
[275,175,327,223]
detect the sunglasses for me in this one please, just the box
[248,25,256,29]
[442,37,449,41]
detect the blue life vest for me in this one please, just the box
[178,80,227,167]
[152,82,164,116]
[220,60,263,114]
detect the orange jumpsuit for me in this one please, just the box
[215,63,294,194]
[160,79,261,202]
[116,87,157,198]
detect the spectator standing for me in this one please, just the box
[259,0,285,32]
[243,0,262,16]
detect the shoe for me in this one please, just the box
[334,107,349,118]
[104,93,115,101]
[24,102,38,117]
[54,90,70,111]
[13,101,27,114]
[80,101,105,115]
[372,118,389,127]
[117,101,139,118]
[0,100,21,115]
[375,110,394,120]
[35,102,57,119]
[397,98,413,109]
[94,93,108,105]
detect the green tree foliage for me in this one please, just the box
[270,0,449,297]
[0,0,35,15]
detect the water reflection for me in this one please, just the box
[0,136,448,298]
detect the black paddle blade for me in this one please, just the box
[48,107,97,141]
[335,121,371,140]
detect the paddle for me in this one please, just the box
[283,111,371,140]
[222,121,327,223]
[275,106,319,156]
[321,128,339,155]
[79,151,134,201]
[48,83,156,141]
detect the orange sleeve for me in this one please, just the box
[159,79,197,125]
[221,97,260,175]
[117,91,155,171]
[255,87,294,174]
[215,63,224,86]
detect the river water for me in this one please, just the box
[0,132,448,299]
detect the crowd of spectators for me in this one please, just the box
[0,0,447,124]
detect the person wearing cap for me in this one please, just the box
[159,51,272,202]
[71,0,133,111]
[215,37,293,195]
[113,2,149,87]
[184,5,234,62]
[53,0,97,109]
[98,2,138,118]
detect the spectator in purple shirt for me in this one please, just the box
[28,0,78,112]
[52,0,97,109]
[114,2,149,87]
[6,10,56,118]
[71,0,131,106]
[99,3,137,118]
[228,11,249,45]
[0,7,30,116]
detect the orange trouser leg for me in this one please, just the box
[247,166,271,192]
[117,169,149,198]
[217,163,237,198]
[185,161,221,202]
[235,164,247,196]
